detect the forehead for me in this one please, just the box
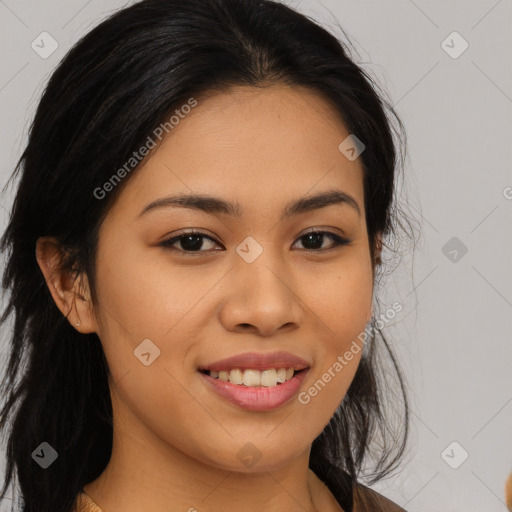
[110,84,365,219]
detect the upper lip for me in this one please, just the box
[198,351,311,372]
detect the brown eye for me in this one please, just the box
[159,229,351,255]
[293,231,351,252]
[160,231,220,253]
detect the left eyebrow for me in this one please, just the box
[137,188,361,220]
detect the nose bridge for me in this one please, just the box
[221,239,303,333]
[235,240,291,303]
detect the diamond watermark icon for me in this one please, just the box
[338,134,365,161]
[31,32,59,59]
[237,442,262,468]
[134,338,161,366]
[32,442,58,469]
[441,31,469,59]
[442,236,468,263]
[441,441,469,469]
[236,236,263,263]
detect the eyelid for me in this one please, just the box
[159,227,352,254]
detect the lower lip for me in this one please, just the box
[198,369,310,411]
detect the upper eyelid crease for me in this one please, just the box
[160,230,351,253]
[137,188,361,220]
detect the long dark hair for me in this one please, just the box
[0,1,418,511]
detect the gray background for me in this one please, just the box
[0,0,511,510]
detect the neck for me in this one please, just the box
[82,389,339,512]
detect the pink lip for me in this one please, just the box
[197,350,311,372]
[199,368,311,411]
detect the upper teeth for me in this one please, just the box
[209,368,296,387]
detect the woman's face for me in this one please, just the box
[90,84,374,473]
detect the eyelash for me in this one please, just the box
[159,229,352,255]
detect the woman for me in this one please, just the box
[0,0,417,511]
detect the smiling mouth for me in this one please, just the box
[198,368,306,387]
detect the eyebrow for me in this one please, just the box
[137,188,361,220]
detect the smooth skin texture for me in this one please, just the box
[36,84,381,512]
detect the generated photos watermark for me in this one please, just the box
[298,301,403,404]
[93,97,198,200]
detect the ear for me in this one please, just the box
[35,236,98,334]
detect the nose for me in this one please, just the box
[218,257,303,337]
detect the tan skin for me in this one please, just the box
[36,84,382,512]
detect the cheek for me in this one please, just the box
[91,244,207,455]
[93,234,186,342]
[306,255,374,343]
[297,256,373,410]
[91,236,218,409]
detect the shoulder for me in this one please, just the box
[352,481,408,512]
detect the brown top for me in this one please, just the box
[73,487,406,512]
[73,491,102,512]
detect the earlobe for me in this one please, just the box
[35,237,96,333]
